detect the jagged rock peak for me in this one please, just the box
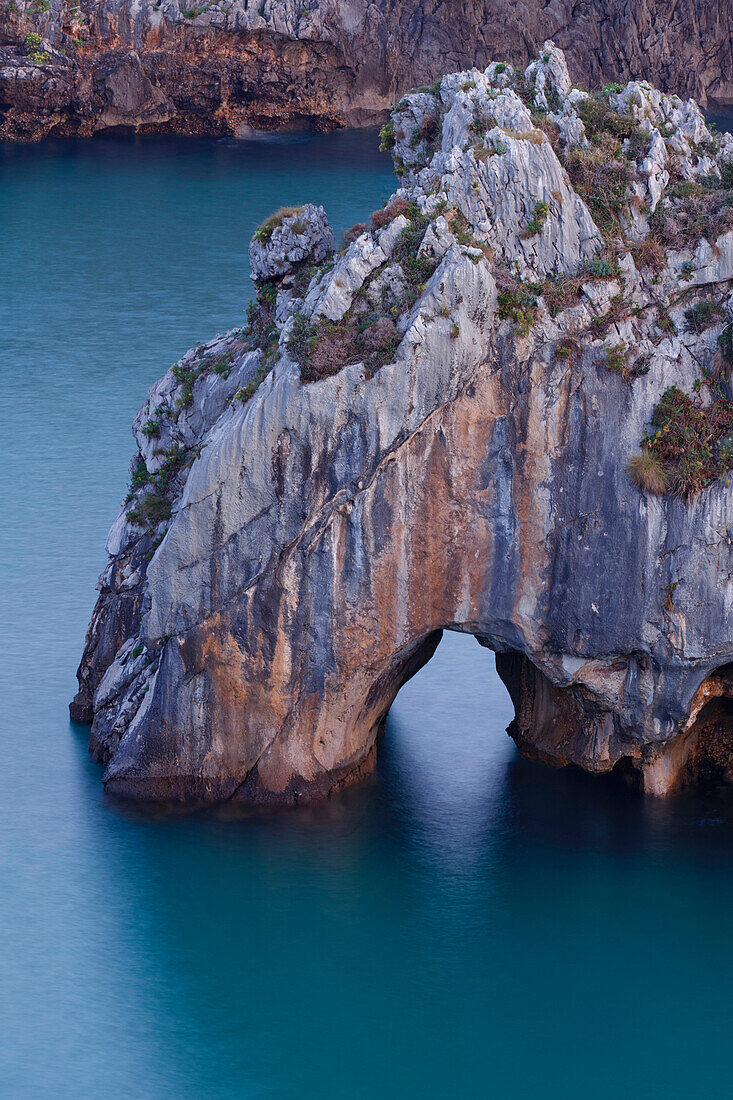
[72,48,733,805]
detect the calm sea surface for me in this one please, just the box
[3,124,733,1099]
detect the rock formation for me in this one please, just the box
[72,45,733,802]
[1,0,732,140]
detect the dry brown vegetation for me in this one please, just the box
[541,275,584,316]
[343,222,368,246]
[254,206,305,243]
[649,182,733,249]
[289,305,400,382]
[417,112,440,143]
[501,127,546,145]
[631,235,666,272]
[371,196,412,230]
[640,385,733,496]
[628,451,669,494]
[565,135,635,239]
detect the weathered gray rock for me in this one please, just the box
[73,48,733,804]
[248,204,334,283]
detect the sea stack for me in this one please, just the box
[72,45,733,803]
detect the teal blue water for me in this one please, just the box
[4,128,733,1099]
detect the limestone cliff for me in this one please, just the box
[72,45,733,802]
[1,0,732,140]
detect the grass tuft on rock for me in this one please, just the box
[628,451,668,494]
[254,206,305,244]
[565,136,634,240]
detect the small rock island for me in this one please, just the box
[72,45,733,803]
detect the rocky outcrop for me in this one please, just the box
[72,46,733,803]
[1,0,732,140]
[249,204,334,281]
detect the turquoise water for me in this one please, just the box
[4,128,733,1099]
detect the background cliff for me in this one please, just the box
[1,0,732,140]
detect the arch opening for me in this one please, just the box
[379,628,517,811]
[367,627,580,781]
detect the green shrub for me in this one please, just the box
[390,206,438,296]
[603,342,628,376]
[576,92,645,152]
[126,492,172,531]
[719,322,733,366]
[172,363,196,409]
[24,31,49,62]
[585,255,617,278]
[670,181,706,201]
[210,349,235,376]
[242,284,279,362]
[641,384,733,496]
[406,79,442,96]
[522,200,549,238]
[556,337,580,361]
[684,300,725,333]
[236,365,271,404]
[565,137,633,239]
[497,285,538,336]
[378,120,395,152]
[124,456,150,503]
[125,442,199,530]
[140,418,161,439]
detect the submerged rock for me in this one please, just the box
[72,47,733,803]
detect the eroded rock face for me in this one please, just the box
[249,205,335,282]
[73,48,733,803]
[1,0,732,140]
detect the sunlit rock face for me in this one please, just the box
[0,0,731,140]
[72,47,733,803]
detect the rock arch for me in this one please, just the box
[84,273,733,805]
[73,55,733,806]
[96,320,733,805]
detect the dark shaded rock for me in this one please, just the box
[93,49,172,128]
